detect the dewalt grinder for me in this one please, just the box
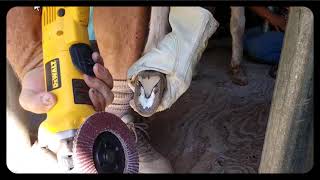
[39,6,138,173]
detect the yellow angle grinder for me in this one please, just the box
[39,6,138,173]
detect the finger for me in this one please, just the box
[93,63,113,89]
[275,25,280,32]
[88,88,106,112]
[84,74,114,106]
[19,89,56,114]
[92,52,104,65]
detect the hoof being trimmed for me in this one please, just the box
[133,71,166,117]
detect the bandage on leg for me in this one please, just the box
[128,7,219,113]
[105,80,133,118]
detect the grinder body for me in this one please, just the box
[39,7,139,173]
[39,7,95,147]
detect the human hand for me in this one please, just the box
[83,52,114,112]
[268,14,287,32]
[19,65,57,114]
[19,52,114,114]
[19,51,114,171]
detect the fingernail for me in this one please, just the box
[41,93,53,106]
[92,52,100,60]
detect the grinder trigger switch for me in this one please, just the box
[70,43,96,77]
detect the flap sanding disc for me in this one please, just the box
[73,112,139,173]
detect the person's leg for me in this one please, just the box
[7,7,43,81]
[243,26,263,58]
[243,26,263,44]
[88,7,96,42]
[243,27,284,65]
[7,60,32,173]
[6,7,61,173]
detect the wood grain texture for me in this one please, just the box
[147,40,276,173]
[259,7,314,173]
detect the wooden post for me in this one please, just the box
[259,7,314,173]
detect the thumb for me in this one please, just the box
[19,89,57,114]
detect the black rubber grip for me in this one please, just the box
[70,43,95,77]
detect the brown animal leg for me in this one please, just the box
[93,7,150,80]
[93,7,151,117]
[230,7,248,86]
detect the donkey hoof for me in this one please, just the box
[133,70,166,117]
[230,65,248,86]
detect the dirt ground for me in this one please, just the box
[147,37,276,173]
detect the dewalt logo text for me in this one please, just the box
[51,61,59,89]
[45,59,61,91]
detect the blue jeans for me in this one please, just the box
[243,26,284,65]
[88,7,96,41]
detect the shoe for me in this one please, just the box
[121,114,173,173]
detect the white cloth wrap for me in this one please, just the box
[128,7,219,112]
